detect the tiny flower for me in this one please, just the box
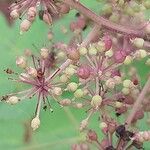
[115,101,123,108]
[145,23,150,34]
[65,67,76,76]
[99,122,108,129]
[96,41,105,52]
[31,117,40,131]
[122,87,130,95]
[123,79,132,88]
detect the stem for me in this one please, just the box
[125,76,150,126]
[63,0,145,38]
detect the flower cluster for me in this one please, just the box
[9,0,70,33]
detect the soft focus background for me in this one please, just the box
[0,1,150,150]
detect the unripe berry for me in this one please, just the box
[79,47,87,55]
[57,52,65,59]
[20,19,31,33]
[67,82,78,92]
[132,38,144,48]
[40,48,49,59]
[74,89,84,98]
[7,96,19,105]
[31,117,40,131]
[16,56,27,68]
[91,95,102,107]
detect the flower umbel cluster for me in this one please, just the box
[1,0,150,149]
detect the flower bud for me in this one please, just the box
[27,67,37,77]
[67,82,78,92]
[103,35,112,51]
[7,96,19,105]
[132,38,144,48]
[80,119,88,131]
[74,89,84,98]
[77,65,91,79]
[88,44,97,55]
[105,49,113,57]
[10,9,19,19]
[105,78,115,89]
[135,49,147,59]
[67,48,80,61]
[87,130,98,141]
[91,95,102,108]
[122,87,130,95]
[65,67,76,76]
[43,13,52,25]
[31,117,40,131]
[99,122,108,129]
[20,19,31,33]
[123,56,132,65]
[115,101,123,108]
[114,50,126,63]
[96,41,105,52]
[40,48,49,59]
[59,99,71,106]
[16,56,27,68]
[52,87,62,96]
[60,74,69,83]
[145,24,150,34]
[79,47,87,55]
[123,79,132,88]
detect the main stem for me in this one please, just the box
[63,0,145,38]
